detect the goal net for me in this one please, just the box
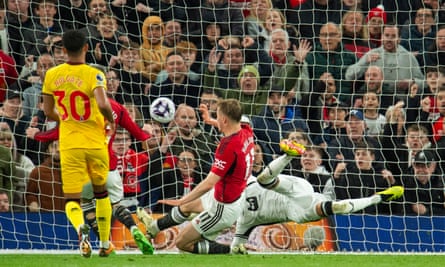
[0,0,444,253]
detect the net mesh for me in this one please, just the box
[0,0,444,252]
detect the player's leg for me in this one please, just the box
[257,139,305,188]
[257,154,292,188]
[105,170,154,254]
[182,194,243,254]
[137,192,206,238]
[80,182,99,237]
[87,148,113,257]
[316,186,405,216]
[60,149,93,258]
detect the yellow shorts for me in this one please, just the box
[60,147,109,194]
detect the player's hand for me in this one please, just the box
[158,199,182,206]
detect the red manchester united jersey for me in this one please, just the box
[211,124,255,203]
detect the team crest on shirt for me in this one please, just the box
[214,159,226,170]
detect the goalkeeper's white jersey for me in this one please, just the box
[240,175,329,228]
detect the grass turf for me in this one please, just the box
[2,253,444,267]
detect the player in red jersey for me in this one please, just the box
[26,96,154,255]
[137,99,255,254]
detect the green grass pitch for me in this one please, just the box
[2,253,444,267]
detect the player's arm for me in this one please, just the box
[42,94,60,122]
[159,172,220,206]
[94,86,115,133]
[117,102,150,141]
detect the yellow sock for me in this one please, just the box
[65,201,84,232]
[95,196,112,244]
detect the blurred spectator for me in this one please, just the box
[333,142,395,214]
[216,64,268,116]
[400,5,436,67]
[289,145,331,194]
[163,104,217,173]
[262,8,286,52]
[149,51,201,109]
[110,41,149,116]
[86,12,126,66]
[0,90,31,153]
[185,0,244,39]
[78,0,119,40]
[57,0,88,30]
[346,24,425,97]
[140,16,171,82]
[341,10,373,59]
[382,123,431,176]
[313,100,349,148]
[362,91,386,136]
[408,67,442,125]
[190,21,221,74]
[146,0,187,27]
[401,150,445,215]
[419,84,445,143]
[353,65,403,114]
[22,0,65,58]
[156,41,200,84]
[0,7,9,54]
[199,89,221,137]
[286,0,341,42]
[203,36,272,91]
[105,68,124,103]
[327,109,383,171]
[300,73,339,142]
[49,38,67,65]
[0,189,9,212]
[265,29,311,101]
[0,126,34,211]
[110,0,152,43]
[163,19,183,48]
[365,5,386,48]
[251,88,308,164]
[151,149,204,213]
[22,53,55,117]
[422,26,445,69]
[25,140,64,212]
[0,141,14,207]
[6,0,34,71]
[244,0,272,49]
[112,128,148,210]
[306,22,357,103]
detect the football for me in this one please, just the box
[149,97,176,124]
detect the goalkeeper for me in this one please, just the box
[138,139,404,254]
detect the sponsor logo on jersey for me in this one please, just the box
[214,159,226,170]
[96,73,104,81]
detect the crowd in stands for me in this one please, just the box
[0,0,444,217]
